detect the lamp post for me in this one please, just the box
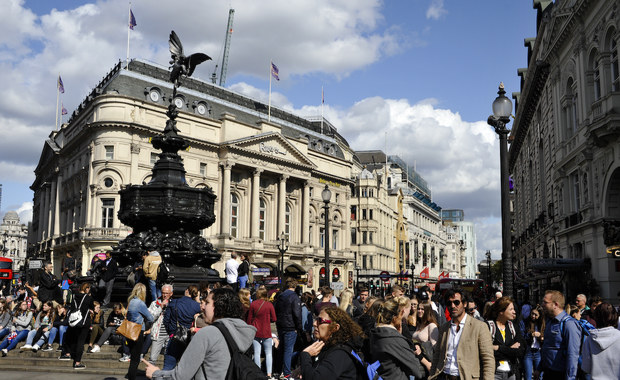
[321,185,332,288]
[277,231,289,286]
[487,82,514,299]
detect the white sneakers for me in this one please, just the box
[90,345,101,353]
[20,344,32,351]
[119,354,130,362]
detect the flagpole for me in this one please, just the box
[321,86,324,135]
[268,60,272,122]
[126,3,131,70]
[55,83,60,131]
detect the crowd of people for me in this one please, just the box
[0,251,619,380]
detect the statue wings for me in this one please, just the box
[169,30,211,85]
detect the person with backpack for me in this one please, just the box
[534,290,582,380]
[62,282,94,369]
[581,302,620,379]
[369,297,424,380]
[300,306,364,380]
[486,297,525,380]
[144,287,259,380]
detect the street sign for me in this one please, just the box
[29,260,43,269]
[379,271,390,283]
[251,268,271,275]
[331,281,344,290]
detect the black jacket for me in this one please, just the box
[300,342,360,380]
[38,270,60,303]
[100,258,118,282]
[275,289,302,331]
[70,293,94,327]
[488,320,525,373]
[369,326,424,380]
[238,260,249,277]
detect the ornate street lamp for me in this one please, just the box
[321,185,332,288]
[277,231,289,286]
[487,82,514,298]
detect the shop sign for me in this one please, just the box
[252,268,271,275]
[29,260,43,269]
[528,258,585,270]
[379,271,390,283]
[263,276,279,285]
[331,281,344,290]
[606,245,620,257]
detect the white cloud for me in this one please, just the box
[16,202,33,224]
[426,0,447,20]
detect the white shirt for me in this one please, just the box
[443,313,468,376]
[225,258,239,284]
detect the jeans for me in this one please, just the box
[253,337,273,375]
[99,278,115,306]
[0,329,29,351]
[148,280,161,304]
[238,275,249,289]
[0,328,9,341]
[523,348,541,380]
[149,333,169,362]
[96,326,118,346]
[25,329,39,345]
[277,330,297,376]
[46,325,67,346]
[163,338,187,370]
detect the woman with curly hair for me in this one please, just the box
[369,297,424,380]
[300,306,364,380]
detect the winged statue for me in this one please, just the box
[169,30,211,88]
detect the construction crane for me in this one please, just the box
[215,8,234,87]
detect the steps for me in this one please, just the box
[0,341,164,376]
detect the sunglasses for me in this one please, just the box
[446,300,462,306]
[316,317,333,325]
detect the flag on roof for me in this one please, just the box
[61,103,67,115]
[57,75,64,93]
[270,62,279,81]
[129,9,137,30]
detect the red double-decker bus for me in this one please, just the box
[0,257,13,280]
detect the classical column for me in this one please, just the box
[53,174,63,237]
[37,188,46,240]
[251,169,262,239]
[302,181,310,244]
[278,174,288,239]
[46,181,56,240]
[220,161,233,236]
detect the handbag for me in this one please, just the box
[171,305,191,346]
[117,319,142,341]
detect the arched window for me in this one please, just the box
[563,78,578,138]
[594,56,602,101]
[612,39,619,91]
[259,199,266,240]
[230,194,239,238]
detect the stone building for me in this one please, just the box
[510,0,620,303]
[0,211,28,274]
[29,60,354,287]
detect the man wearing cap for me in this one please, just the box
[144,250,163,303]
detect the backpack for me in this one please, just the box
[346,348,382,380]
[213,322,267,380]
[487,320,516,340]
[156,261,169,286]
[68,294,87,327]
[559,315,596,366]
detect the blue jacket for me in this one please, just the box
[539,311,581,380]
[164,296,200,335]
[275,289,302,331]
[127,297,153,331]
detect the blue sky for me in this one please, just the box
[0,0,538,261]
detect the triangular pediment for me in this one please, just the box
[224,132,316,168]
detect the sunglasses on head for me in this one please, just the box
[446,299,462,306]
[316,317,332,325]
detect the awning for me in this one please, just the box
[284,264,307,274]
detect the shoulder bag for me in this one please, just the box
[117,318,142,341]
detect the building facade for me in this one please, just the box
[510,0,620,303]
[0,211,28,274]
[29,60,355,288]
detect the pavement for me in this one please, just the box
[0,370,149,380]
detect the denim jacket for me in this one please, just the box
[127,297,154,331]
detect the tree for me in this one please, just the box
[491,259,503,287]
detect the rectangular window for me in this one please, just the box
[362,255,367,270]
[369,256,373,269]
[101,199,114,228]
[351,228,357,245]
[351,206,357,221]
[200,163,207,176]
[309,187,313,197]
[362,209,367,220]
[150,152,158,165]
[571,172,581,211]
[369,209,374,220]
[362,231,368,244]
[369,232,373,244]
[332,229,338,250]
[105,146,114,160]
[320,228,325,248]
[594,60,601,101]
